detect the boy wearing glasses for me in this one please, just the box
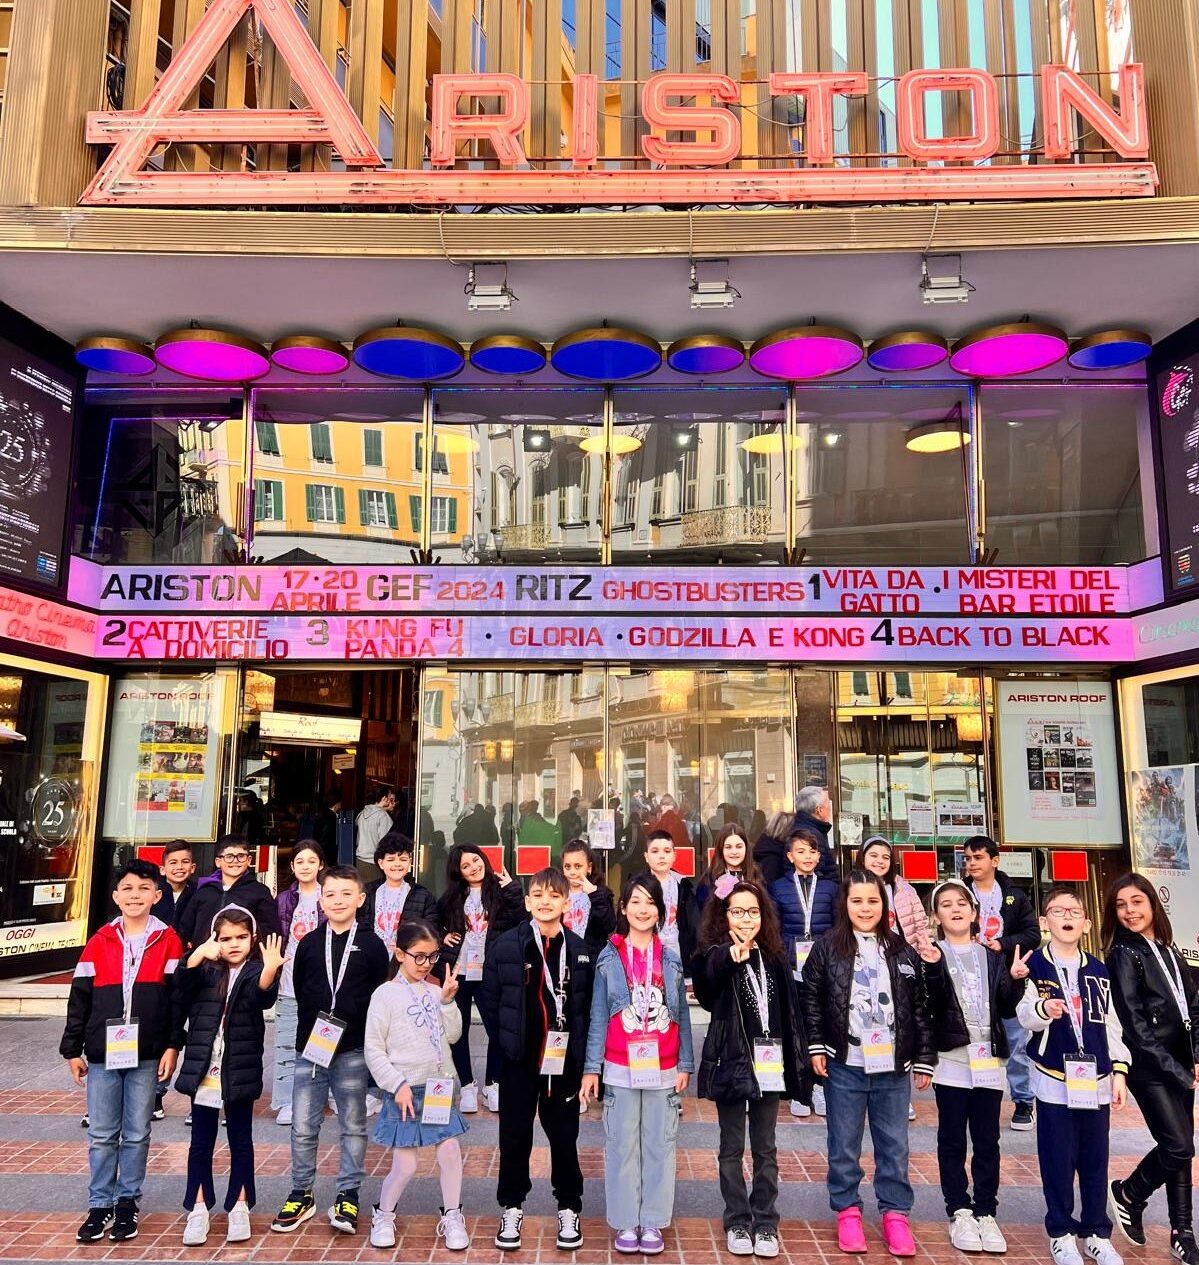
[175,834,280,950]
[1012,884,1130,1265]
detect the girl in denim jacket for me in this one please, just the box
[582,874,694,1256]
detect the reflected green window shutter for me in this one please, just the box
[364,429,383,466]
[409,495,421,532]
[253,479,265,520]
[255,421,279,455]
[270,481,283,520]
[304,484,316,522]
[358,488,369,524]
[311,423,332,460]
[447,498,458,534]
[334,486,346,523]
[385,492,398,528]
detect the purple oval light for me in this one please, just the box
[271,337,350,375]
[667,336,745,375]
[75,338,156,376]
[867,333,949,373]
[156,329,270,382]
[749,327,863,380]
[949,323,1068,378]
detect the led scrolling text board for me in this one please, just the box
[79,0,1157,208]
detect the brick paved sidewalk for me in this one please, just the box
[0,1018,1181,1265]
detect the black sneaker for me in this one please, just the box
[1172,1232,1199,1265]
[271,1189,316,1233]
[80,1114,89,1128]
[329,1189,360,1234]
[495,1207,524,1251]
[152,1093,165,1121]
[1010,1102,1035,1131]
[109,1197,139,1241]
[1108,1181,1146,1247]
[76,1208,113,1243]
[184,1111,192,1127]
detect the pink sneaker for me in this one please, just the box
[881,1212,916,1258]
[838,1209,868,1254]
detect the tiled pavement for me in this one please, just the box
[0,1018,1184,1265]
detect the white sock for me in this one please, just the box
[232,1200,247,1213]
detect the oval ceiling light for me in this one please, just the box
[579,431,643,455]
[666,334,745,375]
[75,336,156,377]
[949,320,1068,378]
[470,334,547,376]
[353,326,465,380]
[550,327,662,381]
[905,418,972,454]
[271,334,350,375]
[1067,328,1152,371]
[749,326,863,380]
[867,330,949,373]
[155,327,270,381]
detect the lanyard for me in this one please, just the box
[794,874,815,937]
[623,936,660,1034]
[742,949,772,1038]
[1047,946,1087,1049]
[324,923,357,1012]
[119,926,151,1024]
[1144,937,1192,1031]
[401,977,447,1066]
[537,930,568,1029]
[942,940,990,1032]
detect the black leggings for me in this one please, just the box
[184,1099,256,1212]
[1123,1078,1195,1234]
[451,978,502,1087]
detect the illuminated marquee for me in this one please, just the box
[81,0,1156,207]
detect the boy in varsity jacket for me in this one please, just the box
[61,859,184,1246]
[1012,884,1130,1265]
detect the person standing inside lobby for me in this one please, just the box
[961,836,1041,1132]
[355,787,396,885]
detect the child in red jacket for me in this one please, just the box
[61,859,184,1246]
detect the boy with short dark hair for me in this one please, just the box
[1013,883,1130,1265]
[271,865,389,1238]
[61,858,184,1245]
[175,834,280,950]
[157,841,196,928]
[480,867,596,1252]
[362,831,438,953]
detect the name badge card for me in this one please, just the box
[628,1037,662,1089]
[1065,1055,1100,1110]
[863,1026,896,1074]
[540,1030,569,1076]
[302,1011,347,1068]
[968,1041,1003,1090]
[794,940,815,979]
[753,1039,786,1092]
[421,1077,454,1125]
[105,1020,139,1070]
[461,932,485,981]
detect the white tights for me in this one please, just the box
[378,1138,464,1213]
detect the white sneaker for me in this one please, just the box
[484,1082,500,1112]
[370,1205,396,1249]
[226,1205,251,1243]
[275,1105,292,1126]
[460,1082,479,1114]
[182,1208,210,1246]
[1050,1235,1085,1265]
[556,1208,583,1250]
[495,1206,523,1251]
[365,1096,381,1117]
[908,1101,917,1120]
[977,1217,1008,1253]
[812,1085,827,1116]
[789,1098,811,1117]
[438,1207,470,1251]
[327,1094,338,1116]
[1084,1238,1124,1265]
[950,1210,984,1252]
[579,1097,588,1114]
[727,1227,754,1256]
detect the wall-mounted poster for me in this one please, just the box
[1128,765,1199,965]
[102,674,225,842]
[997,680,1122,845]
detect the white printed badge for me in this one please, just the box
[968,1041,1003,1090]
[628,1037,662,1089]
[753,1039,786,1092]
[540,1030,569,1076]
[1065,1055,1100,1111]
[793,940,815,980]
[421,1077,454,1125]
[862,1026,896,1075]
[105,1020,139,1071]
[301,1011,347,1069]
[461,931,485,981]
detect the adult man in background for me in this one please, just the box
[354,785,395,884]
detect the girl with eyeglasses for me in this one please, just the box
[363,921,470,1252]
[692,880,811,1260]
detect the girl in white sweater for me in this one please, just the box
[364,920,468,1251]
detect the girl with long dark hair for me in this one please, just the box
[694,825,764,913]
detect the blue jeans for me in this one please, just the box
[1002,1017,1033,1105]
[601,1086,682,1230]
[825,1061,914,1215]
[291,1051,369,1193]
[272,997,299,1110]
[86,1059,158,1207]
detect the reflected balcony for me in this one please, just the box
[681,504,773,547]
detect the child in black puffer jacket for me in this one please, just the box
[175,907,283,1247]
